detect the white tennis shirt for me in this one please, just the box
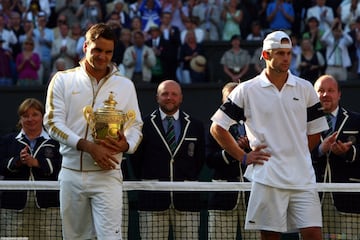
[211,70,328,189]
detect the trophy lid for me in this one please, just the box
[98,92,121,113]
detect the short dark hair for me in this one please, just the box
[132,30,144,39]
[85,23,116,44]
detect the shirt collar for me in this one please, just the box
[259,70,296,88]
[79,59,116,79]
[159,108,180,121]
[16,128,50,140]
[329,106,339,118]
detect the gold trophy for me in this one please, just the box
[83,91,135,142]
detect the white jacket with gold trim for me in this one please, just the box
[44,61,143,171]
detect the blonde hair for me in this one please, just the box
[17,98,44,129]
[222,82,238,103]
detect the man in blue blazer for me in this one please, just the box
[312,75,360,239]
[131,79,205,240]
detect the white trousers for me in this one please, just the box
[59,168,123,240]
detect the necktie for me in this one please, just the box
[166,116,176,152]
[323,114,334,137]
[230,124,240,140]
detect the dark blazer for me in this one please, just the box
[312,107,360,213]
[145,29,181,82]
[0,131,62,210]
[206,123,250,210]
[161,26,181,81]
[131,109,205,211]
[145,36,168,82]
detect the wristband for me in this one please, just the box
[242,153,247,166]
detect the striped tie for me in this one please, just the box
[323,114,334,137]
[166,116,176,152]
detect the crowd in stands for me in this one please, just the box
[0,0,360,85]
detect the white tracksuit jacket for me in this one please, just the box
[44,61,143,171]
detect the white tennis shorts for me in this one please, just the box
[245,182,322,233]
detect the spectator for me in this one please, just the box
[236,0,255,38]
[302,16,326,55]
[256,0,270,33]
[138,0,162,32]
[321,18,353,81]
[24,0,50,20]
[110,0,131,29]
[9,11,25,83]
[307,0,334,32]
[54,0,80,27]
[76,0,103,30]
[266,0,294,34]
[206,81,259,240]
[70,22,82,45]
[49,57,66,81]
[328,0,343,17]
[19,19,40,54]
[246,20,265,41]
[0,14,18,52]
[180,0,197,23]
[312,74,360,240]
[123,30,156,82]
[220,34,250,82]
[221,0,243,41]
[339,0,360,33]
[348,15,360,78]
[0,98,62,239]
[0,37,13,86]
[180,16,204,44]
[5,0,26,17]
[115,28,132,74]
[145,24,167,83]
[22,0,42,28]
[192,0,220,41]
[291,0,313,37]
[106,11,126,65]
[16,37,41,86]
[9,11,25,61]
[106,11,123,58]
[33,11,54,84]
[51,23,77,71]
[130,79,205,240]
[296,38,325,84]
[250,46,266,75]
[161,0,187,32]
[52,14,68,39]
[47,0,57,28]
[129,0,142,19]
[75,22,96,61]
[289,33,301,76]
[179,30,207,83]
[159,11,181,81]
[130,15,144,33]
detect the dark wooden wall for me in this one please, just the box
[1,81,359,135]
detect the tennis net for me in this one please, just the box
[0,181,360,240]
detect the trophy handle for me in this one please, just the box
[123,110,136,132]
[83,105,96,138]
